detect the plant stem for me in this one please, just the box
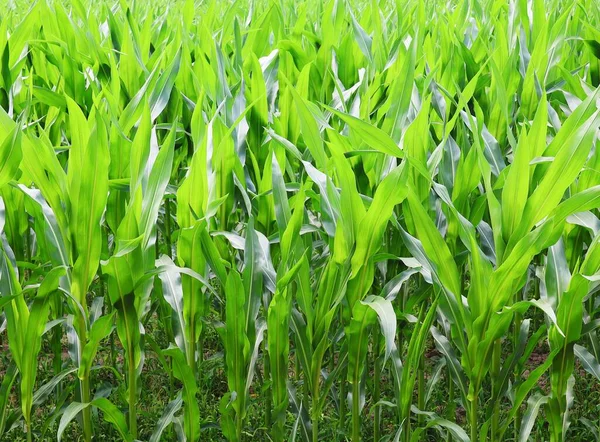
[198,333,204,375]
[128,355,138,438]
[236,410,244,442]
[187,332,196,377]
[110,318,116,370]
[418,352,425,427]
[77,315,93,442]
[352,378,360,442]
[164,198,172,258]
[102,274,117,372]
[339,364,347,441]
[312,387,319,442]
[52,327,62,384]
[470,385,478,442]
[513,311,523,441]
[491,339,501,441]
[447,377,454,442]
[52,294,63,395]
[374,333,381,442]
[264,340,272,431]
[312,364,321,442]
[81,369,92,442]
[398,283,408,352]
[24,218,31,281]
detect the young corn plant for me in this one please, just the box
[1,0,600,441]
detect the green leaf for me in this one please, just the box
[78,312,115,380]
[326,105,404,158]
[281,72,327,168]
[150,392,184,442]
[92,398,133,442]
[0,124,22,189]
[574,344,600,381]
[58,402,89,442]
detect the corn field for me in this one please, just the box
[1,0,600,440]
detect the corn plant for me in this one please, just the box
[2,0,600,441]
